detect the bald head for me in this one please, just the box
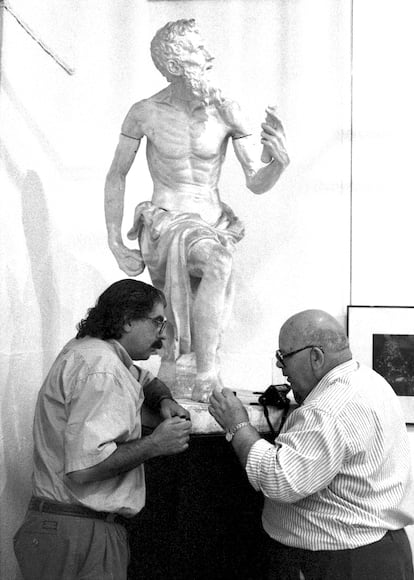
[277,310,352,404]
[280,309,351,365]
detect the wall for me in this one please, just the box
[351,0,414,551]
[2,0,411,576]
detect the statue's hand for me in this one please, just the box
[111,243,145,277]
[261,106,290,167]
[191,373,224,404]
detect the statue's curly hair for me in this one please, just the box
[76,279,166,340]
[150,18,198,81]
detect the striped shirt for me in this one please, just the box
[246,360,414,550]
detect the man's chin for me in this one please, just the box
[133,350,155,361]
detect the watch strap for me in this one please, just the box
[225,421,250,442]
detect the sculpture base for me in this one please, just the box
[157,352,198,400]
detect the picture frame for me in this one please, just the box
[347,306,414,424]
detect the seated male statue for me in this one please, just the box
[105,18,289,402]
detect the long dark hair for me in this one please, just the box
[76,279,166,340]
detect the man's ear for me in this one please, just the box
[166,59,182,77]
[123,320,132,333]
[311,347,325,371]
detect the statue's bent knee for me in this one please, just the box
[207,245,233,280]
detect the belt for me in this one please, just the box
[29,497,129,527]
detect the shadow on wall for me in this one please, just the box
[0,168,60,579]
[21,170,61,376]
[1,162,109,577]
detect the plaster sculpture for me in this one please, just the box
[105,19,289,402]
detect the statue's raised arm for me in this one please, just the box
[217,98,289,194]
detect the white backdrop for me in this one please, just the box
[0,1,379,577]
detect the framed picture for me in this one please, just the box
[347,306,414,424]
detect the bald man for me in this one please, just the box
[209,309,414,580]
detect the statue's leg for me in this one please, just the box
[187,239,234,402]
[218,271,235,352]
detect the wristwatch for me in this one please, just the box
[225,421,250,442]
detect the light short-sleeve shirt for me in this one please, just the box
[32,336,154,517]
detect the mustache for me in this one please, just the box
[151,339,164,350]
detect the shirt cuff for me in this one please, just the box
[65,442,117,473]
[245,438,275,491]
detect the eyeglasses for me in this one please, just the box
[142,315,168,334]
[276,345,323,368]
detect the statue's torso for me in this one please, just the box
[136,95,234,223]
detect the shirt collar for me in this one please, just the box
[306,358,358,403]
[107,339,134,369]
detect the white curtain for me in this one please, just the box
[0,1,352,576]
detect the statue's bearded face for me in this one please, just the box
[175,32,222,105]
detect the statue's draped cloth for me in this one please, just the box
[128,201,245,359]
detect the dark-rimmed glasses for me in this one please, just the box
[142,316,168,334]
[276,345,323,368]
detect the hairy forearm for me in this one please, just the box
[68,435,159,484]
[231,425,261,468]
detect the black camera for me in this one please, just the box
[258,384,291,410]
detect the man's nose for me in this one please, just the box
[158,323,168,338]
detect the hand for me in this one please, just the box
[160,399,191,421]
[150,417,192,456]
[208,388,249,431]
[261,106,289,167]
[110,243,145,277]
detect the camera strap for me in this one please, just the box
[261,401,290,439]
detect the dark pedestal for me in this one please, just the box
[126,433,269,580]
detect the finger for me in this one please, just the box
[261,124,280,137]
[261,134,286,149]
[262,119,285,134]
[208,404,219,419]
[169,416,185,425]
[210,388,224,403]
[180,406,191,419]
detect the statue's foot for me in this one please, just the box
[191,373,224,403]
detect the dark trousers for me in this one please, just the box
[266,529,414,580]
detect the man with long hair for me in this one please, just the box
[105,19,289,403]
[14,279,191,580]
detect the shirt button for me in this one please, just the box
[32,538,39,546]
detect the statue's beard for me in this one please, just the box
[182,67,222,106]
